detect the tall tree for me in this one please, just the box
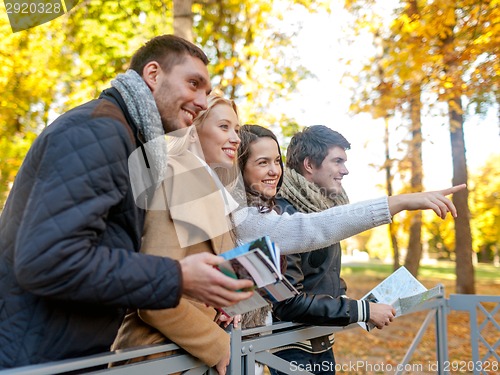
[373,32,401,270]
[404,87,424,277]
[383,118,401,270]
[469,154,500,265]
[433,1,475,293]
[343,1,427,275]
[344,0,499,291]
[174,0,193,41]
[421,0,499,292]
[400,0,424,277]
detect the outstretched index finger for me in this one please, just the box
[441,184,466,196]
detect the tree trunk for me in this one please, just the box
[402,0,423,278]
[384,118,400,271]
[404,88,423,277]
[173,0,193,42]
[449,96,475,294]
[389,223,400,271]
[439,2,476,294]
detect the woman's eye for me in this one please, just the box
[189,80,198,88]
[220,124,229,130]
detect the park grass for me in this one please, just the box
[342,261,500,284]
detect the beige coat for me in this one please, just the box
[111,152,235,367]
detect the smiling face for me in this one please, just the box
[196,102,241,168]
[307,146,349,197]
[243,137,282,199]
[150,54,212,133]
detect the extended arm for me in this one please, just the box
[388,184,465,218]
[234,197,391,254]
[234,185,465,255]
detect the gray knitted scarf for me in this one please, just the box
[279,167,349,213]
[111,69,167,186]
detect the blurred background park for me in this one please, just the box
[0,0,499,298]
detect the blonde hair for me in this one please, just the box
[165,126,196,157]
[192,93,239,129]
[193,93,241,190]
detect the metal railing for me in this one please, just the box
[230,321,344,375]
[448,294,500,375]
[229,295,451,375]
[1,293,499,375]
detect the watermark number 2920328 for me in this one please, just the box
[3,1,80,32]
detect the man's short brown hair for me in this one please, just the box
[286,125,350,173]
[129,34,209,75]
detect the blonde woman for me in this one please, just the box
[111,95,243,375]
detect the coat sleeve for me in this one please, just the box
[138,299,230,367]
[273,253,370,326]
[273,293,370,326]
[14,116,182,309]
[234,197,391,255]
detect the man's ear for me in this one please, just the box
[302,157,315,175]
[142,61,161,91]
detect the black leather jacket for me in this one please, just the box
[272,197,369,326]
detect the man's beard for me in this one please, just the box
[160,111,185,133]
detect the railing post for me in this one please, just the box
[228,326,242,375]
[449,294,500,375]
[435,297,450,375]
